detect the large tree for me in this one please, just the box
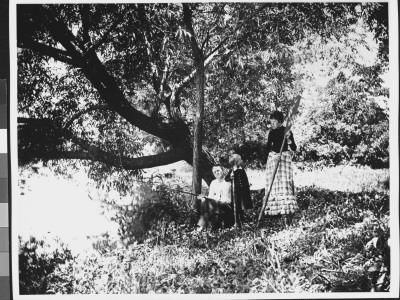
[17,3,387,193]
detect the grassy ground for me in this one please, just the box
[18,164,391,294]
[145,161,390,192]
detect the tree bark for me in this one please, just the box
[183,3,207,210]
[192,58,205,201]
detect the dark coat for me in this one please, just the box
[225,168,253,210]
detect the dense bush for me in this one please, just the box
[103,182,198,246]
[18,236,75,294]
[295,72,389,169]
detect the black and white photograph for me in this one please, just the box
[8,0,399,298]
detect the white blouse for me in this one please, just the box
[208,179,232,203]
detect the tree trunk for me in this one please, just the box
[192,57,205,210]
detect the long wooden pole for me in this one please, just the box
[231,170,238,231]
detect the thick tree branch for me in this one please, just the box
[28,147,187,170]
[17,40,81,68]
[18,117,214,184]
[79,5,91,45]
[182,3,203,60]
[18,116,188,170]
[18,117,53,125]
[29,6,86,63]
[78,55,187,142]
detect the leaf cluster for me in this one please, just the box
[295,62,388,169]
[101,182,197,245]
[18,236,75,294]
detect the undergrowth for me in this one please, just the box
[19,183,391,294]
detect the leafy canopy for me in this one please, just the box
[17,3,389,192]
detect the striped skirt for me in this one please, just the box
[264,151,298,216]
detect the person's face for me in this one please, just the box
[270,118,281,129]
[212,167,224,180]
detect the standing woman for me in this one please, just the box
[263,110,298,225]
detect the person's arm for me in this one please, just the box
[240,169,253,209]
[205,181,219,201]
[241,169,250,189]
[225,169,233,182]
[263,130,272,164]
[198,180,214,201]
[286,130,297,151]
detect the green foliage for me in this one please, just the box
[18,236,75,294]
[292,18,389,169]
[296,72,388,169]
[296,187,389,225]
[360,3,388,64]
[18,120,66,166]
[102,182,197,245]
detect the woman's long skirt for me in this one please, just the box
[264,151,298,216]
